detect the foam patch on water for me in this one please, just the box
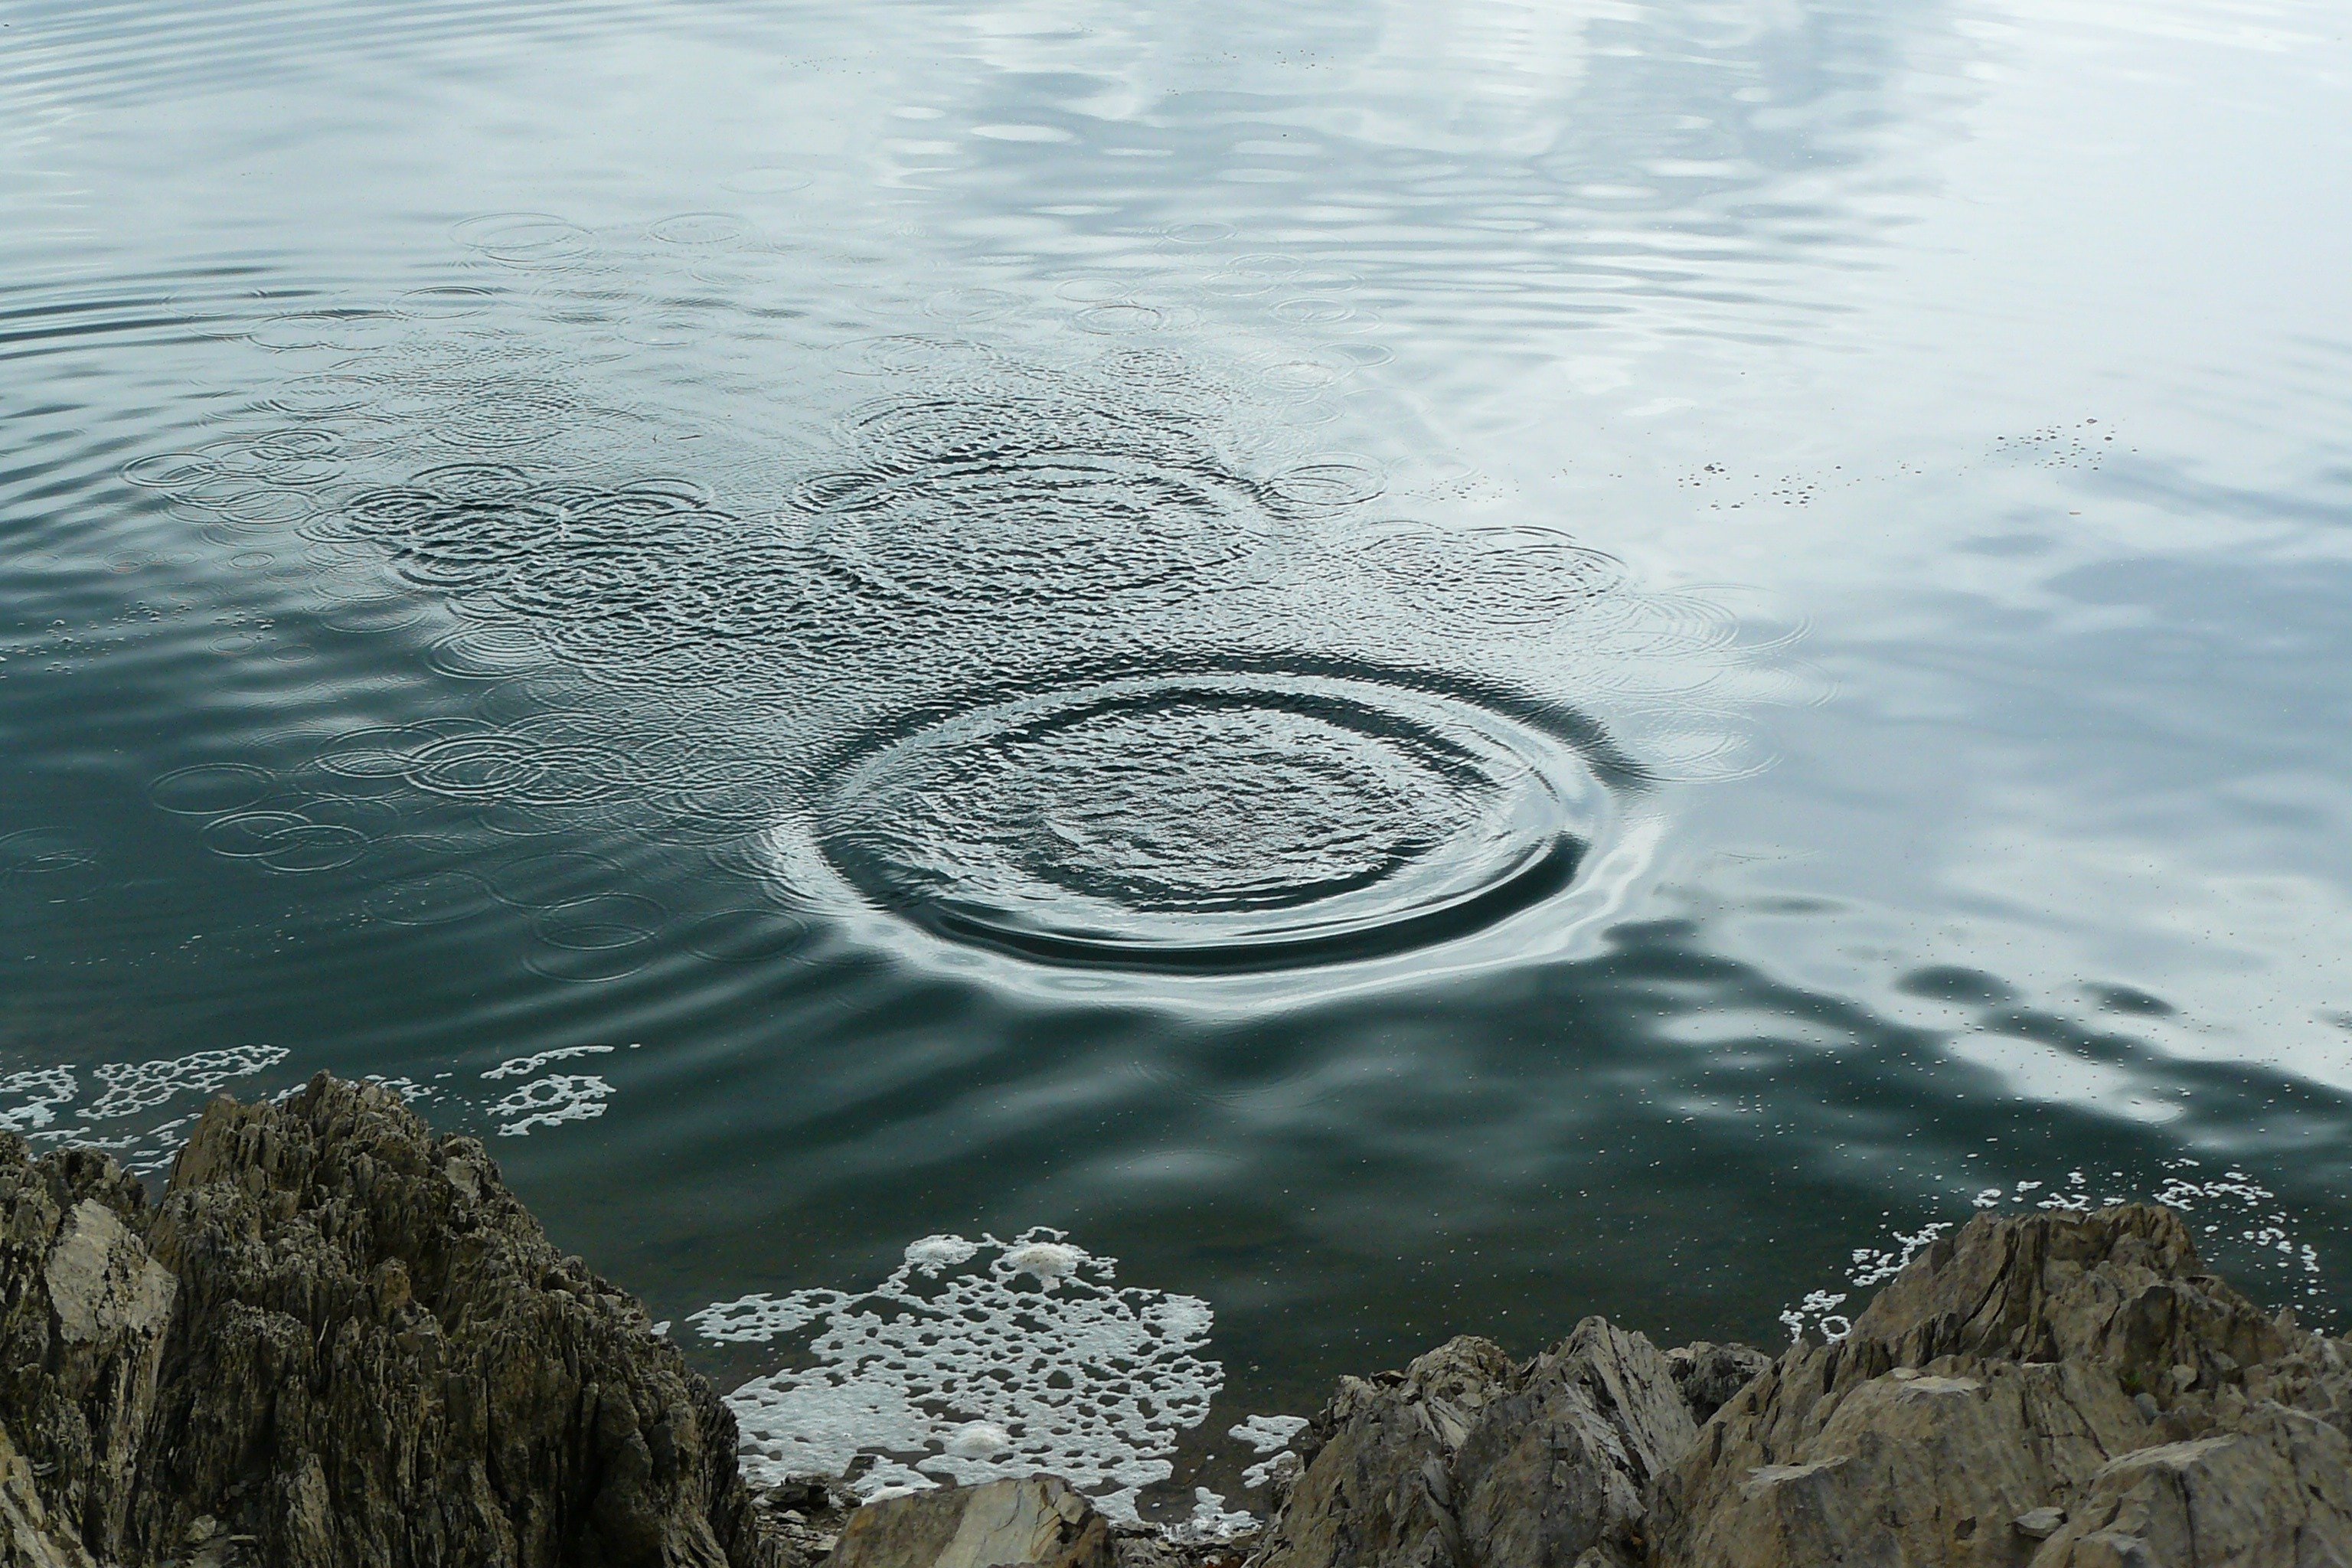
[87,1046,291,1119]
[1781,1161,2332,1344]
[15,1044,288,1173]
[487,1073,613,1135]
[3,1040,625,1169]
[0,1068,77,1133]
[482,1044,618,1079]
[690,1229,1221,1522]
[1231,1413,1311,1491]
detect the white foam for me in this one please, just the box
[482,1044,617,1080]
[1166,1488,1257,1544]
[1229,1413,1308,1453]
[489,1073,613,1135]
[690,1228,1222,1523]
[0,1068,77,1132]
[1232,1413,1311,1491]
[86,1045,289,1119]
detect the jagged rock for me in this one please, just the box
[1251,1318,1695,1568]
[1647,1204,2352,1567]
[140,1074,782,1568]
[0,1076,788,1568]
[1661,1344,1770,1427]
[830,1477,1114,1568]
[0,1137,175,1563]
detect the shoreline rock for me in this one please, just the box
[4,1075,780,1568]
[5,1075,2348,1566]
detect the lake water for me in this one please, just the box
[5,0,2350,1524]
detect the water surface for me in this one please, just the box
[5,0,2350,1521]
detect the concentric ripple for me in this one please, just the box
[794,394,1286,609]
[813,669,1616,972]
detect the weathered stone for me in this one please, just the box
[1250,1335,1512,1568]
[1661,1344,1770,1427]
[1252,1320,1695,1568]
[122,1074,783,1568]
[2029,1403,2352,1566]
[1646,1205,2352,1568]
[831,1477,1115,1568]
[0,1135,174,1561]
[0,1420,100,1568]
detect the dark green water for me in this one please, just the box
[5,0,2350,1525]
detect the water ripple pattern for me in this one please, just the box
[814,669,1612,972]
[106,217,1771,982]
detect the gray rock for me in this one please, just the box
[1646,1204,2352,1568]
[831,1477,1114,1568]
[144,1074,783,1567]
[1662,1344,1771,1427]
[0,1138,173,1563]
[1250,1318,1695,1568]
[2028,1404,2352,1566]
[1,1076,788,1568]
[2011,1505,2065,1540]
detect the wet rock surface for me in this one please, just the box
[7,1083,2350,1568]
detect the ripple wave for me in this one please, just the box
[811,665,1620,972]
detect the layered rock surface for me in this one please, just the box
[0,1075,782,1568]
[1648,1204,2352,1566]
[1245,1204,2352,1568]
[8,1078,2352,1568]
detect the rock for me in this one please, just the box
[2,1420,100,1568]
[831,1477,1115,1568]
[0,1136,174,1563]
[141,1074,783,1568]
[1251,1318,1695,1568]
[0,1076,789,1568]
[2011,1505,2065,1540]
[1646,1204,2352,1567]
[1661,1344,1771,1427]
[2030,1404,2352,1566]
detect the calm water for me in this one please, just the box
[5,0,2351,1521]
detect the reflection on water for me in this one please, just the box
[5,0,2352,1527]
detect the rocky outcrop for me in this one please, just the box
[1246,1206,2352,1568]
[11,1080,2352,1568]
[0,1075,785,1568]
[831,1478,1114,1568]
[0,1145,172,1566]
[1250,1318,1703,1568]
[1648,1204,2352,1566]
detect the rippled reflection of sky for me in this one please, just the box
[5,0,2352,1411]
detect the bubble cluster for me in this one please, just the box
[691,1229,1221,1521]
[486,1073,613,1135]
